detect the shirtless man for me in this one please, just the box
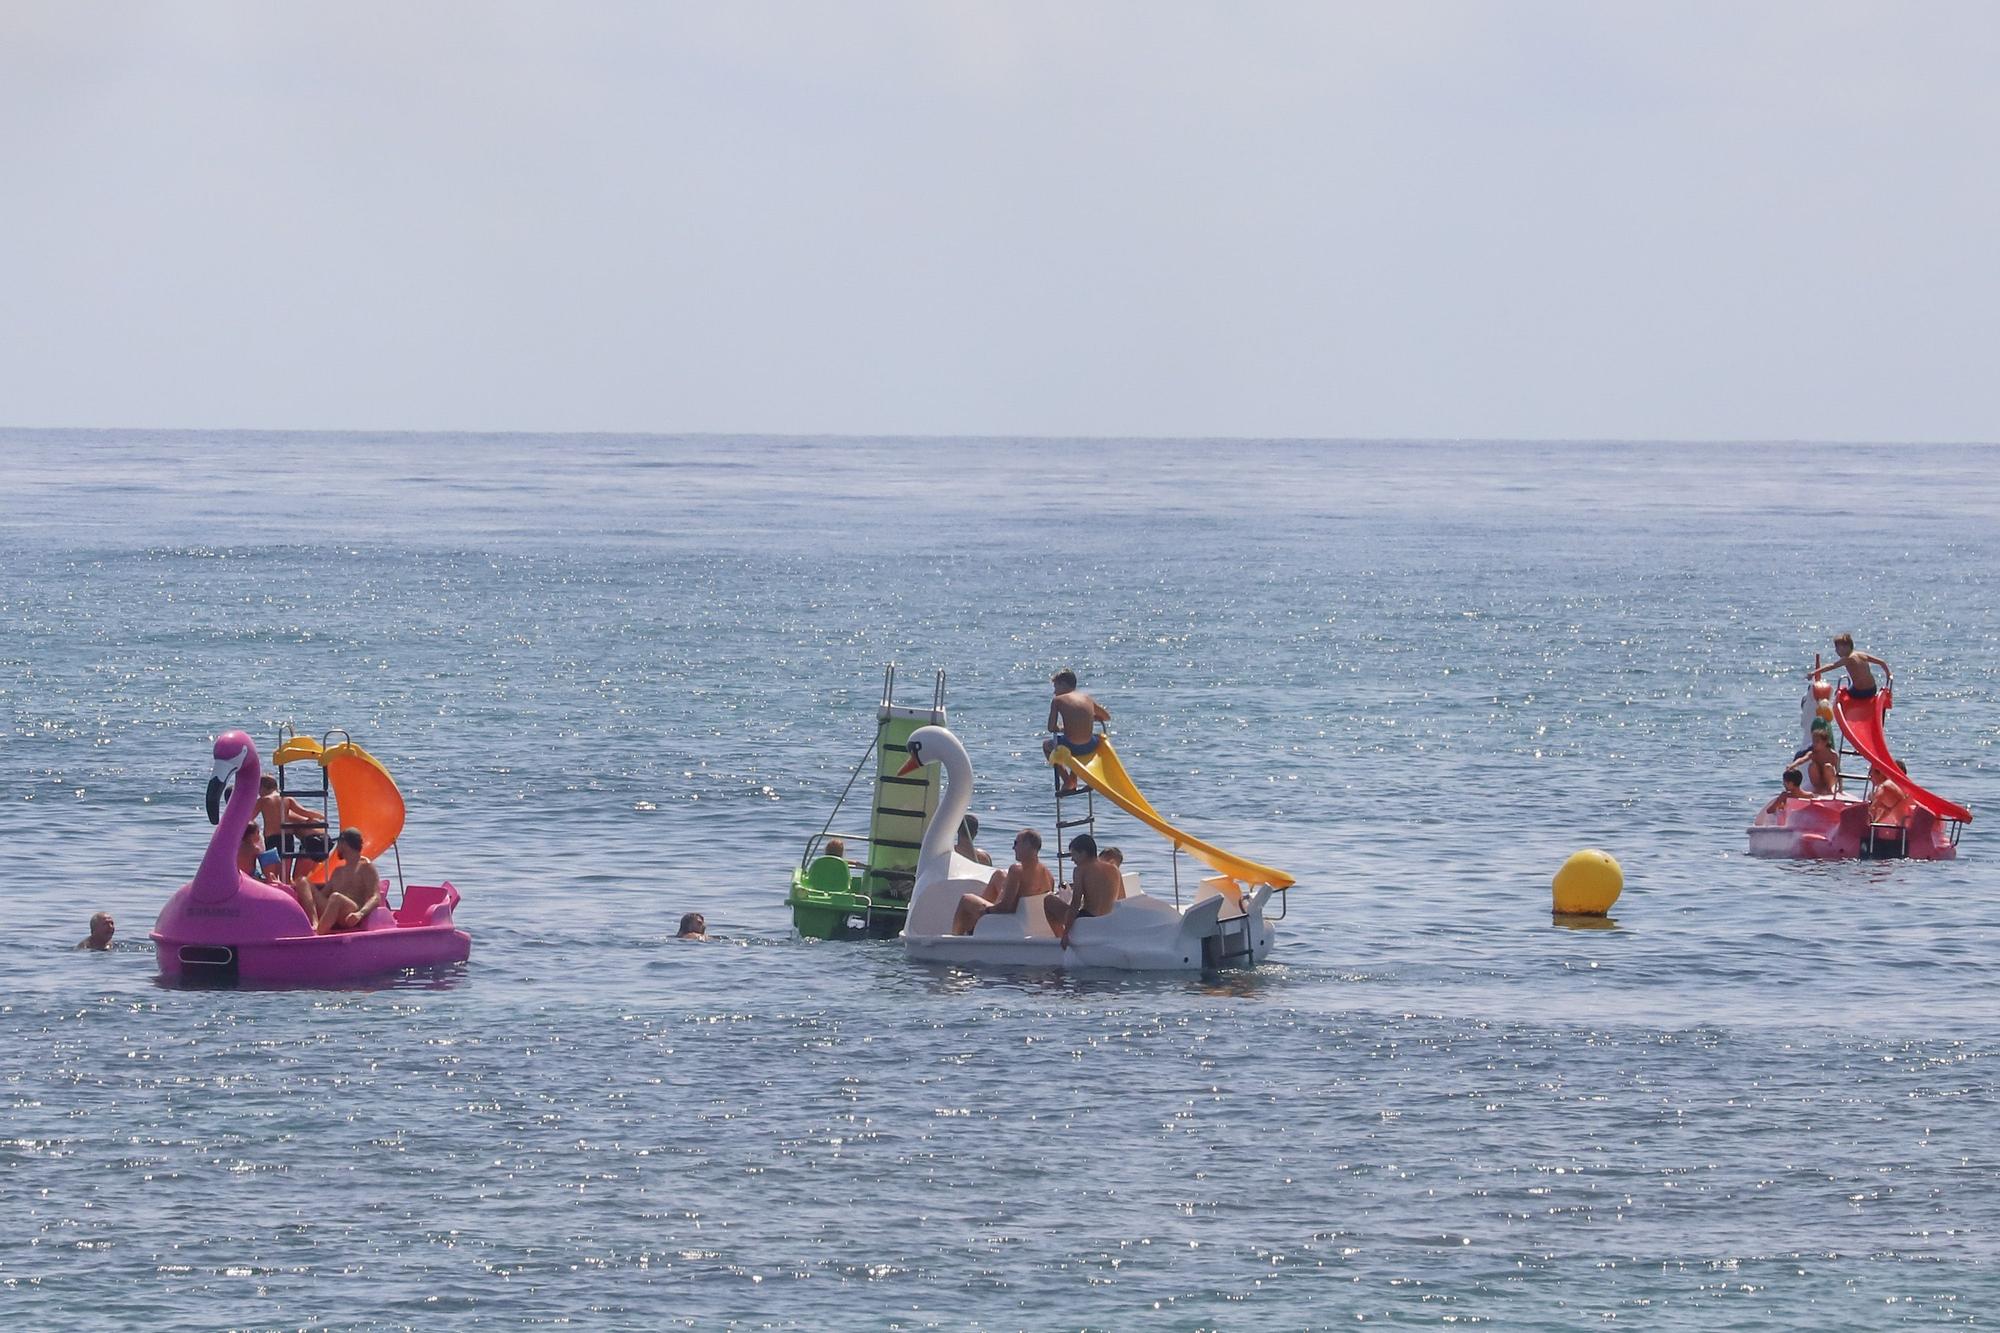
[953,829,1052,935]
[1042,669,1110,792]
[1809,633,1892,701]
[255,776,323,877]
[1101,845,1128,900]
[77,912,116,950]
[1762,770,1809,817]
[1868,764,1911,827]
[1050,833,1121,948]
[955,814,993,867]
[314,828,384,934]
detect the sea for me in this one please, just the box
[2,431,1996,1329]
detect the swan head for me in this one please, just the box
[896,725,963,778]
[206,730,254,825]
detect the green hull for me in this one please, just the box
[787,868,907,941]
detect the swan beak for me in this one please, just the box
[896,756,922,776]
[205,777,225,825]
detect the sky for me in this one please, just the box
[1,1,1995,441]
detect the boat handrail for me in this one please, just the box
[802,830,873,866]
[802,734,880,870]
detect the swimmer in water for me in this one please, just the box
[77,912,115,950]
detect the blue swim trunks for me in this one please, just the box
[1050,732,1100,758]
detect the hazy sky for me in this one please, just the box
[2,2,1995,440]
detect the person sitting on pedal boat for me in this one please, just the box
[954,828,1051,935]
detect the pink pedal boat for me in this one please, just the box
[1748,680,1970,861]
[152,729,471,986]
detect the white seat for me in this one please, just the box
[969,892,1059,940]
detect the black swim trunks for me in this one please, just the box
[1849,684,1878,700]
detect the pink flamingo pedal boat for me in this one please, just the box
[152,729,471,985]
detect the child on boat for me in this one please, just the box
[1803,725,1842,795]
[256,775,324,878]
[1043,669,1110,793]
[1762,770,1809,817]
[1809,633,1892,701]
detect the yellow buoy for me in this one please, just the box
[1552,849,1623,916]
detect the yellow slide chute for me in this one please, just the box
[1050,737,1294,888]
[271,735,406,858]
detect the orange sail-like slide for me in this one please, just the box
[1050,737,1295,888]
[1834,688,1972,824]
[271,735,408,857]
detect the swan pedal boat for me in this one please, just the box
[152,730,472,986]
[897,725,1289,970]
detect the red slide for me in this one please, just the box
[1834,687,1973,823]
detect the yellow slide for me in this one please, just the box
[1050,737,1295,888]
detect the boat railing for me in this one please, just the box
[801,739,880,871]
[801,830,873,870]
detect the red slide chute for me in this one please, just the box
[1833,687,1973,824]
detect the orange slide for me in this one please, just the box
[1834,687,1973,824]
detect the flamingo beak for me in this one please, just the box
[205,777,225,825]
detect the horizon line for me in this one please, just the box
[2,425,1996,448]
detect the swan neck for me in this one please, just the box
[922,743,973,872]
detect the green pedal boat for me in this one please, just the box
[787,665,948,939]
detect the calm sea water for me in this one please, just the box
[2,431,1997,1329]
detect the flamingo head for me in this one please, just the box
[206,730,254,825]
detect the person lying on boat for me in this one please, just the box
[1051,833,1121,948]
[1809,633,1891,701]
[1868,765,1911,828]
[1762,770,1809,817]
[312,829,384,934]
[953,828,1052,935]
[1043,669,1110,793]
[1802,726,1842,796]
[955,814,993,867]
